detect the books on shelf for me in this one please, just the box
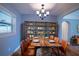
[21,21,57,39]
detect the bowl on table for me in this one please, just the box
[32,39,40,43]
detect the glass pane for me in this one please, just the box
[0,11,12,24]
[0,11,12,33]
[0,25,11,33]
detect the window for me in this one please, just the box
[0,11,12,33]
[0,5,16,37]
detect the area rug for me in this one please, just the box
[36,47,52,56]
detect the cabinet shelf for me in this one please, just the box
[21,21,58,40]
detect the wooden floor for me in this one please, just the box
[12,45,79,56]
[66,46,79,56]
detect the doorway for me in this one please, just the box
[62,21,69,41]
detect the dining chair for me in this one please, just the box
[21,39,28,56]
[77,37,79,44]
[49,35,54,40]
[54,37,59,44]
[59,39,68,56]
[21,39,35,56]
[51,37,60,56]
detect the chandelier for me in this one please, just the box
[36,4,49,20]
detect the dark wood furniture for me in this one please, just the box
[21,21,58,41]
[21,21,58,56]
[28,37,61,56]
[28,37,61,48]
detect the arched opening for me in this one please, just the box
[62,21,69,41]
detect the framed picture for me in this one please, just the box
[77,24,79,32]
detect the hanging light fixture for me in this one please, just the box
[36,4,50,20]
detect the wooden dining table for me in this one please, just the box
[27,37,62,56]
[28,37,61,49]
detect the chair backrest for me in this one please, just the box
[21,39,30,52]
[54,37,59,43]
[61,39,68,50]
[21,40,26,53]
[49,35,54,40]
[77,37,79,44]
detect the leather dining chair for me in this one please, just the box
[49,35,54,40]
[54,37,59,44]
[21,39,28,56]
[21,37,36,56]
[52,37,60,55]
[77,37,79,44]
[59,39,68,56]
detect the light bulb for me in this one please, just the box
[46,11,49,15]
[41,9,45,13]
[39,14,41,17]
[44,14,47,17]
[36,11,39,14]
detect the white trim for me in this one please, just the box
[9,45,20,56]
[0,5,16,17]
[14,45,20,53]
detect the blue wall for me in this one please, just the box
[0,4,21,56]
[58,10,79,41]
[22,14,57,22]
[0,4,57,56]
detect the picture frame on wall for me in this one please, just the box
[77,24,79,32]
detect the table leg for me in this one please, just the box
[57,46,61,56]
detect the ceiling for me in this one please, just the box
[2,3,79,16]
[63,9,79,19]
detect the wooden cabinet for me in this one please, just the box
[21,21,58,40]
